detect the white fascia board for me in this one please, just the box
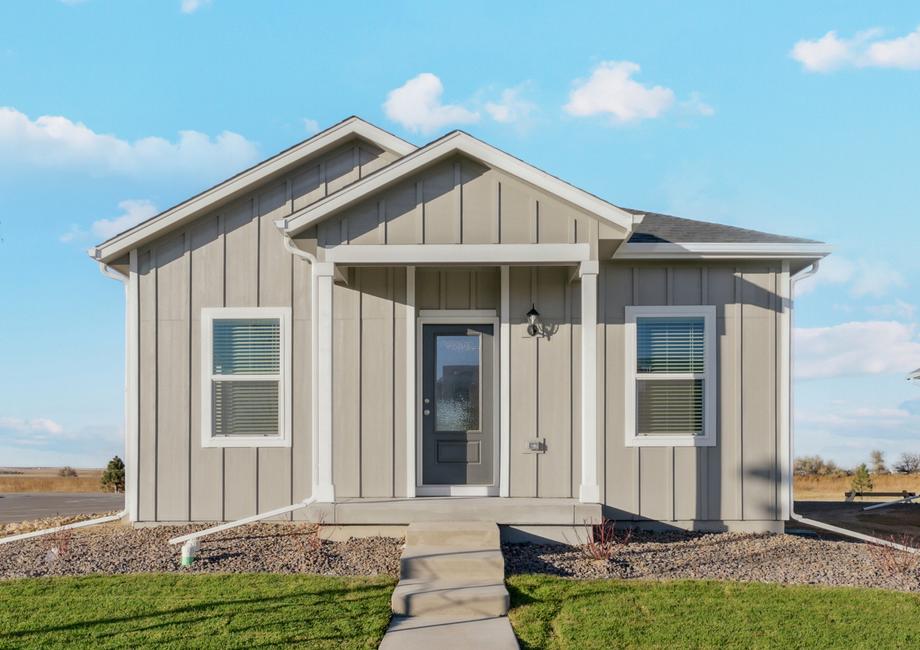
[322,243,591,265]
[91,117,416,264]
[279,131,636,235]
[613,242,832,260]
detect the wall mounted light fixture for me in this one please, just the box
[526,304,542,337]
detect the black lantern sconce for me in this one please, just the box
[526,304,542,337]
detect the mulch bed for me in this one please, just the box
[503,531,920,592]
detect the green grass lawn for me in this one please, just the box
[0,573,395,649]
[508,575,920,649]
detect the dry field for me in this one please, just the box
[794,474,920,501]
[0,468,105,493]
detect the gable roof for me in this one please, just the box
[90,116,416,264]
[277,130,638,236]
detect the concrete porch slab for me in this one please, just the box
[304,497,601,526]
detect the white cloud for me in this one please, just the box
[91,199,159,240]
[303,118,320,135]
[679,91,715,117]
[795,256,906,298]
[181,0,212,14]
[383,73,479,134]
[865,300,916,321]
[485,85,537,125]
[0,417,64,436]
[791,26,920,72]
[564,61,677,124]
[0,107,260,179]
[795,321,920,379]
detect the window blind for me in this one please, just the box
[637,317,705,374]
[636,317,705,436]
[211,317,281,438]
[212,381,279,436]
[212,319,280,375]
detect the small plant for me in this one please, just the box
[581,518,633,562]
[44,527,74,564]
[58,466,78,478]
[100,456,125,493]
[850,463,873,496]
[868,535,920,575]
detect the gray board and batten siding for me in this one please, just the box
[134,138,787,526]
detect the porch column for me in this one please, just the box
[313,262,335,502]
[579,260,601,503]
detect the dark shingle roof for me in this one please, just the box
[623,209,822,245]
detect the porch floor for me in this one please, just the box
[306,497,601,526]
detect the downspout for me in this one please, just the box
[786,261,918,554]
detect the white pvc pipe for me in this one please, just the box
[168,496,318,546]
[0,511,126,545]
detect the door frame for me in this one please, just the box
[416,310,501,496]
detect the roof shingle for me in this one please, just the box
[624,209,822,245]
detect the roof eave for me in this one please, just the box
[612,242,833,260]
[90,117,417,264]
[279,131,636,236]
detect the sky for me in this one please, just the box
[0,1,919,469]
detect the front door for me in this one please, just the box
[421,323,494,487]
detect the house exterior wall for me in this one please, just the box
[315,154,609,253]
[135,139,395,522]
[130,146,785,526]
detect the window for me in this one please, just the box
[201,307,291,448]
[624,306,716,447]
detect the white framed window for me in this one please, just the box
[624,305,716,447]
[200,307,291,448]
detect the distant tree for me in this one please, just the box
[870,450,888,475]
[100,456,125,493]
[58,466,78,478]
[893,452,920,474]
[850,463,874,496]
[794,455,842,477]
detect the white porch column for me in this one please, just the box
[313,262,335,502]
[579,260,601,503]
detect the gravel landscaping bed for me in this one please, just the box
[0,521,402,580]
[504,531,920,592]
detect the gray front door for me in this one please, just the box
[421,324,494,486]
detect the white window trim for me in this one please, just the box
[624,305,717,447]
[200,306,292,448]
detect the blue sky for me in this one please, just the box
[1,1,919,468]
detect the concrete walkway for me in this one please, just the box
[380,521,518,649]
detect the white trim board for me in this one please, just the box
[279,131,636,235]
[415,312,502,498]
[91,117,416,264]
[614,242,832,260]
[322,243,591,265]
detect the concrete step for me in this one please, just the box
[400,545,505,581]
[406,521,500,548]
[380,615,519,649]
[391,579,510,617]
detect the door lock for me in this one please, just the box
[423,409,431,416]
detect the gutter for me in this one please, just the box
[786,262,918,554]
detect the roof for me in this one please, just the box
[278,130,637,236]
[91,116,416,264]
[625,210,822,245]
[89,116,830,265]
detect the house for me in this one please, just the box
[91,117,829,539]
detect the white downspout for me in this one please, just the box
[787,261,918,554]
